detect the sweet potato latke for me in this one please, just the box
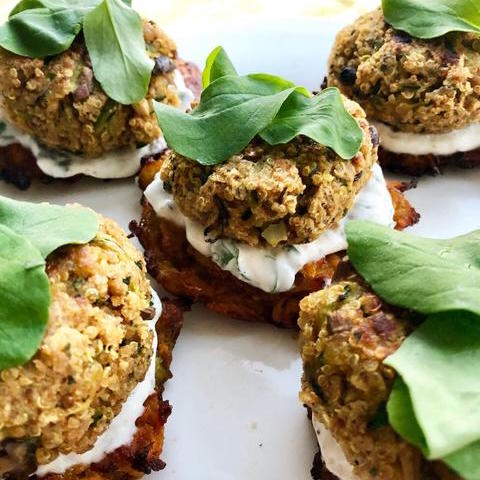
[132,155,419,329]
[299,271,460,480]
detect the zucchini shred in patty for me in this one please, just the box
[0,216,184,480]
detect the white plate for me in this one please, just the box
[2,15,480,480]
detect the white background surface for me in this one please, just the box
[1,15,480,480]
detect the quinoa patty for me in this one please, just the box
[328,8,480,135]
[0,215,183,479]
[0,60,201,190]
[160,97,377,247]
[132,156,419,328]
[299,278,460,480]
[0,20,188,158]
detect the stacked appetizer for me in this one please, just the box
[0,0,201,189]
[300,221,480,480]
[328,0,480,175]
[133,47,419,329]
[0,196,182,479]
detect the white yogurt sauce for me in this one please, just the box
[144,163,395,293]
[0,69,194,179]
[35,291,163,477]
[312,415,360,480]
[375,121,480,156]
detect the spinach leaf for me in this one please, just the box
[154,75,298,165]
[0,7,83,57]
[155,47,362,165]
[0,225,50,370]
[382,0,480,39]
[386,312,480,479]
[260,87,363,160]
[346,221,480,317]
[202,46,238,88]
[0,196,99,258]
[83,0,154,105]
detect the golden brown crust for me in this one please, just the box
[379,146,480,176]
[299,280,460,480]
[328,8,480,135]
[132,156,419,328]
[38,298,184,480]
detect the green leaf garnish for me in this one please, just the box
[346,221,480,317]
[0,196,99,258]
[0,197,100,370]
[83,0,154,105]
[202,45,238,88]
[0,7,83,57]
[154,47,363,165]
[346,221,480,478]
[0,225,50,371]
[260,87,363,161]
[386,313,480,479]
[0,0,153,105]
[382,0,480,39]
[155,76,298,165]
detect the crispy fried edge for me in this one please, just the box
[38,299,184,480]
[132,156,420,329]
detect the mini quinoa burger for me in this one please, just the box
[132,47,419,329]
[0,196,183,479]
[299,221,480,480]
[0,0,201,189]
[328,0,480,175]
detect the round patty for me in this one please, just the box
[328,8,480,135]
[299,278,461,480]
[0,215,181,479]
[0,20,181,158]
[160,97,377,247]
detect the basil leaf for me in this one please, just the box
[83,0,154,105]
[346,221,480,317]
[386,312,480,479]
[382,0,480,39]
[154,75,298,165]
[0,225,50,370]
[202,46,238,88]
[0,7,83,57]
[260,87,363,160]
[0,196,99,258]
